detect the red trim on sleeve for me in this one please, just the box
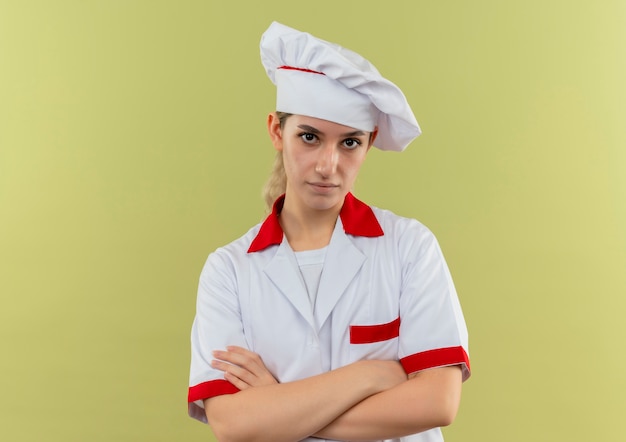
[400,346,471,375]
[188,379,240,403]
[350,317,400,344]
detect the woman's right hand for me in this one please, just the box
[211,346,279,390]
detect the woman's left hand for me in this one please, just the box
[211,346,279,390]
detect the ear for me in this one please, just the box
[267,112,283,152]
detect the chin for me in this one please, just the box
[306,194,344,212]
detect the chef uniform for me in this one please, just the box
[188,22,470,442]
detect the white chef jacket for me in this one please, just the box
[188,193,470,442]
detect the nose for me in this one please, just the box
[315,144,338,177]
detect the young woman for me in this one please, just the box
[188,22,470,442]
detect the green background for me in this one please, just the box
[1,1,625,440]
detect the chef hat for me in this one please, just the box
[260,21,421,152]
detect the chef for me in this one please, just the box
[188,21,470,442]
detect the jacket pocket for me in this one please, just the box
[350,316,400,344]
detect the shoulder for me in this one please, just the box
[367,205,446,266]
[371,206,436,242]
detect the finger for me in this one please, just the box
[213,349,265,374]
[211,358,258,386]
[225,346,266,369]
[212,347,279,387]
[223,371,251,391]
[212,354,278,389]
[211,360,252,390]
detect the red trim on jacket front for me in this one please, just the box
[350,317,401,344]
[188,379,240,403]
[400,346,471,378]
[247,193,383,253]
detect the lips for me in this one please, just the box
[308,182,339,193]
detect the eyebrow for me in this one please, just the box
[297,124,367,137]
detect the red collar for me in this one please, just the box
[247,193,384,253]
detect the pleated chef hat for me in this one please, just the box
[260,22,421,152]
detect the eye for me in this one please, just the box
[299,132,319,144]
[342,138,362,150]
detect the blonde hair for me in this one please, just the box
[262,112,291,212]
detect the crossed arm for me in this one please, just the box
[204,346,462,442]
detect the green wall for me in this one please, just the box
[1,1,625,440]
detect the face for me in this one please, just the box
[268,113,376,214]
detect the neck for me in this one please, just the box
[279,200,341,252]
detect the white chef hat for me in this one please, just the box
[260,21,421,152]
